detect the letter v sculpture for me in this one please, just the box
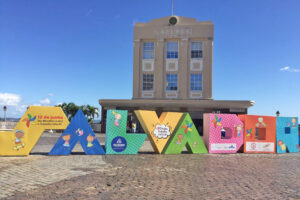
[134,110,183,154]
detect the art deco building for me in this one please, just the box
[132,16,213,100]
[99,16,254,133]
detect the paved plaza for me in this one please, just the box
[0,133,300,199]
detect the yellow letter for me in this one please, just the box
[0,106,69,156]
[134,110,183,154]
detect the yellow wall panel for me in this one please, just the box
[0,106,69,156]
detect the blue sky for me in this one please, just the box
[0,0,300,119]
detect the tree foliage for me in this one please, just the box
[57,102,99,123]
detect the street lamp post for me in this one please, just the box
[3,106,7,122]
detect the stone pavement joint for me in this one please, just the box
[3,153,300,200]
[0,155,107,199]
[1,134,300,199]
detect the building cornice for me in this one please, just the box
[99,99,254,109]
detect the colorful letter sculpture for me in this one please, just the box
[163,113,207,154]
[203,114,244,153]
[49,109,105,155]
[0,106,69,156]
[105,110,146,154]
[239,115,276,153]
[276,117,299,153]
[135,110,183,154]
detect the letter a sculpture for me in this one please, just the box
[49,109,105,155]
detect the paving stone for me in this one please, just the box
[1,134,300,199]
[0,155,107,198]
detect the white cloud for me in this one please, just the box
[0,93,21,106]
[39,98,51,105]
[0,92,64,119]
[0,93,57,118]
[16,104,28,113]
[280,66,289,71]
[280,66,300,72]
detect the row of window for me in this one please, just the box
[142,74,202,91]
[143,41,203,59]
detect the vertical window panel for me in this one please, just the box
[142,74,154,91]
[143,42,154,59]
[191,42,203,58]
[166,74,178,91]
[166,42,178,59]
[190,74,202,91]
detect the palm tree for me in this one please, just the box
[87,104,99,121]
[81,104,99,123]
[57,102,78,121]
[57,102,99,123]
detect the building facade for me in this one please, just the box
[99,16,254,134]
[133,16,213,100]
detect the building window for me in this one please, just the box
[142,74,154,91]
[166,74,178,91]
[191,42,202,59]
[166,42,178,59]
[190,74,202,91]
[143,42,154,59]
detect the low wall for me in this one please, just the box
[0,121,17,130]
[91,123,101,133]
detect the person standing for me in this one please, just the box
[132,121,137,133]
